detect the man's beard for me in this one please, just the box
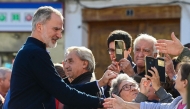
[42,32,57,48]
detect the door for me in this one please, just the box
[88,19,180,79]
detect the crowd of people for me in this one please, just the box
[103,32,190,109]
[0,6,190,109]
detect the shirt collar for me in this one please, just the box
[25,37,46,50]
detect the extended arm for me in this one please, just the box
[104,94,140,109]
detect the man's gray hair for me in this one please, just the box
[110,74,138,96]
[65,46,95,72]
[0,67,12,79]
[32,6,63,30]
[133,34,157,54]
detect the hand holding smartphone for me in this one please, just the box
[145,56,166,83]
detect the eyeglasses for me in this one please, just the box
[118,83,138,95]
[107,48,126,54]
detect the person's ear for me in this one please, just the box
[36,23,42,31]
[183,79,188,88]
[0,78,3,85]
[62,61,65,67]
[127,47,132,53]
[83,61,88,69]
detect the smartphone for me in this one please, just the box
[145,56,155,77]
[145,56,166,83]
[115,40,124,62]
[156,57,166,83]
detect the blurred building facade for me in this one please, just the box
[0,1,64,68]
[64,0,190,79]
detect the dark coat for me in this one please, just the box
[4,37,103,109]
[64,72,100,109]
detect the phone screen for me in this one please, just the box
[115,40,124,62]
[145,56,155,77]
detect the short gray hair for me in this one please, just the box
[110,74,138,97]
[32,6,63,30]
[0,67,12,79]
[64,46,95,72]
[133,34,157,54]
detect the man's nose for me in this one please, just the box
[56,32,63,39]
[137,50,145,56]
[58,34,62,39]
[64,62,69,68]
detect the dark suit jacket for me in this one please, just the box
[64,72,99,109]
[4,37,102,109]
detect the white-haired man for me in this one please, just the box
[0,67,11,108]
[63,46,104,109]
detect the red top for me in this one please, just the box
[177,102,186,109]
[55,99,59,109]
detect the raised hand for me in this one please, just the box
[164,54,176,80]
[103,94,126,109]
[119,58,135,77]
[145,67,161,91]
[103,94,140,109]
[139,78,151,96]
[107,61,120,73]
[98,70,117,87]
[155,32,183,56]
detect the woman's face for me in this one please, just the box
[174,68,183,92]
[118,80,139,102]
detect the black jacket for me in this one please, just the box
[64,72,100,109]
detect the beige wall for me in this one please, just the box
[47,36,65,63]
[0,32,65,64]
[0,32,30,52]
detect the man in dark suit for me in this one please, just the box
[3,6,116,109]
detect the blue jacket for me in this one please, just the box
[4,37,103,109]
[140,96,186,109]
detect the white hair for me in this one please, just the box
[0,67,12,79]
[32,6,63,30]
[133,34,157,54]
[65,46,95,72]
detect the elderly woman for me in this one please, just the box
[110,70,173,103]
[110,74,139,102]
[104,59,189,109]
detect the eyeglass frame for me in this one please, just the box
[118,83,138,96]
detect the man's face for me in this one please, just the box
[63,51,88,80]
[108,41,130,61]
[41,13,64,48]
[1,72,11,94]
[134,40,156,68]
